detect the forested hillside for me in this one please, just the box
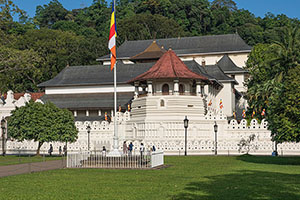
[0,0,300,92]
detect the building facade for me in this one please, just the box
[1,34,299,155]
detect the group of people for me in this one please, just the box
[123,141,156,156]
[48,144,67,156]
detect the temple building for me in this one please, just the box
[1,34,299,155]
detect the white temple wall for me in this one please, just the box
[3,113,300,156]
[45,84,135,95]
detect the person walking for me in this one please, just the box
[102,146,106,156]
[123,141,127,155]
[59,146,62,155]
[128,142,133,156]
[140,143,145,157]
[63,145,67,156]
[48,144,53,156]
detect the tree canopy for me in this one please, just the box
[245,26,300,143]
[8,101,78,155]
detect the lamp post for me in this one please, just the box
[1,119,6,156]
[214,121,218,156]
[183,116,189,156]
[86,125,91,151]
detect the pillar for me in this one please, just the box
[147,80,153,96]
[196,81,201,96]
[173,79,179,95]
[134,82,139,99]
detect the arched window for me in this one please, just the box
[179,84,185,95]
[162,84,169,95]
[160,99,165,107]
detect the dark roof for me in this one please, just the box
[204,65,237,84]
[128,50,209,83]
[38,63,153,87]
[41,93,133,109]
[130,41,166,61]
[39,60,235,88]
[98,34,251,61]
[217,55,246,73]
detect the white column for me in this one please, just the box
[74,110,77,117]
[147,80,153,96]
[86,110,89,117]
[173,79,179,95]
[196,81,201,96]
[134,82,139,99]
[98,110,101,116]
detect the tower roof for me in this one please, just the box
[130,41,166,61]
[128,50,209,83]
[217,54,246,73]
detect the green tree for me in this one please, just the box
[8,101,78,155]
[267,65,300,142]
[35,0,69,28]
[117,13,186,43]
[0,46,43,92]
[246,26,300,143]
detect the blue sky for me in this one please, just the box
[12,0,300,20]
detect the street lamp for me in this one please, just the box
[86,125,91,151]
[183,116,189,156]
[1,119,6,156]
[214,121,218,156]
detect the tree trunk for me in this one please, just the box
[36,141,44,156]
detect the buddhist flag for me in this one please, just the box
[261,109,266,117]
[108,1,117,71]
[242,109,246,118]
[208,99,212,106]
[251,110,255,118]
[219,99,223,109]
[105,112,108,121]
[128,103,131,112]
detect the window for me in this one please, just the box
[179,84,185,95]
[160,100,165,107]
[162,84,169,95]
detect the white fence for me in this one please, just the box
[67,150,164,169]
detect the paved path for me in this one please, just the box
[0,159,66,178]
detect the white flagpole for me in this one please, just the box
[110,0,121,156]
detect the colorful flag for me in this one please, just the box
[128,104,131,111]
[261,109,266,117]
[105,112,108,121]
[251,110,255,118]
[208,99,212,106]
[108,1,117,71]
[242,109,246,118]
[219,99,223,109]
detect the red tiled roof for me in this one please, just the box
[3,93,44,101]
[128,50,209,83]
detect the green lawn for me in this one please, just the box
[0,155,300,200]
[0,155,63,166]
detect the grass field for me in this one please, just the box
[0,155,63,166]
[0,155,300,200]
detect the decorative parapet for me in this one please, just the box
[205,109,227,120]
[227,119,268,130]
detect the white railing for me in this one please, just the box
[151,150,164,168]
[67,150,164,169]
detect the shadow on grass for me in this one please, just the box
[237,154,300,165]
[171,170,300,200]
